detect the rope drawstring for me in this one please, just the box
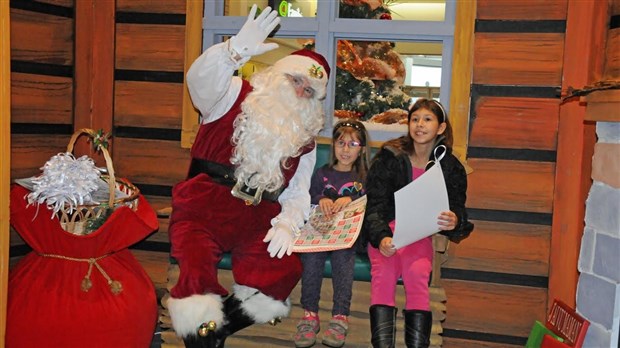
[38,252,123,295]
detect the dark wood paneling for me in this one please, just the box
[114,81,184,129]
[10,9,73,65]
[473,33,564,86]
[445,220,550,276]
[477,0,567,20]
[10,134,70,180]
[115,24,185,71]
[467,158,555,213]
[11,73,73,124]
[116,0,186,14]
[443,279,547,337]
[111,137,189,187]
[470,96,559,150]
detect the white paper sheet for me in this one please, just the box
[392,162,449,249]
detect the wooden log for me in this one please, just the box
[470,97,559,151]
[114,81,184,129]
[445,220,550,277]
[10,9,73,65]
[477,0,567,20]
[116,0,186,14]
[442,279,546,337]
[11,73,73,124]
[473,33,564,86]
[111,137,190,187]
[466,158,555,213]
[115,23,185,71]
[10,134,70,180]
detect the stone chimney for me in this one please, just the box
[575,2,620,346]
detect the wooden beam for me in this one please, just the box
[74,0,116,163]
[181,0,204,149]
[548,0,607,310]
[449,0,475,172]
[1,1,10,346]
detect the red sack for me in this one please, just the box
[8,185,159,348]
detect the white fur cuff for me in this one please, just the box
[233,284,291,323]
[167,293,224,338]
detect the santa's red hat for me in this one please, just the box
[272,49,330,99]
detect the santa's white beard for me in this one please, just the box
[231,69,324,192]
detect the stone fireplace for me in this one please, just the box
[574,3,619,346]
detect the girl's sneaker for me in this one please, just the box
[321,315,348,348]
[294,311,320,348]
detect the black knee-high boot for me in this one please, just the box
[370,305,397,348]
[214,295,255,348]
[403,309,432,348]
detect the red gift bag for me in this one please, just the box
[8,185,159,348]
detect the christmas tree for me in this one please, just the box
[334,0,412,123]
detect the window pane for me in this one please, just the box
[339,0,445,21]
[224,1,317,17]
[335,39,442,133]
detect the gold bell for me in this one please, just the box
[268,317,282,326]
[197,321,217,337]
[80,277,93,292]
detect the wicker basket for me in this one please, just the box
[57,128,140,235]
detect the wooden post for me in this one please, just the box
[74,0,116,162]
[548,0,607,309]
[1,0,10,345]
[181,0,204,149]
[449,0,476,167]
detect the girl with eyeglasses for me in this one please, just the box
[294,119,371,348]
[363,99,474,348]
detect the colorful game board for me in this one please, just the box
[293,195,367,253]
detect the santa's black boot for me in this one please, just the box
[183,331,217,348]
[403,309,432,348]
[370,305,397,348]
[214,295,255,348]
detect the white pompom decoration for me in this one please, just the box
[27,152,104,218]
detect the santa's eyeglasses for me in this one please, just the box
[335,140,362,148]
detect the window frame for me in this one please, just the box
[182,1,472,157]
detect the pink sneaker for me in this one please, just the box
[322,315,348,348]
[294,311,320,348]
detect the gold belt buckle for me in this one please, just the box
[231,179,263,206]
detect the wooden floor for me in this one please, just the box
[159,269,414,348]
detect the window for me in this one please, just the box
[182,1,469,146]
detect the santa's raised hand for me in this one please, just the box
[229,4,280,61]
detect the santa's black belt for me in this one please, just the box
[188,158,282,205]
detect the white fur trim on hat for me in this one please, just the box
[167,293,224,338]
[232,284,291,323]
[272,55,329,99]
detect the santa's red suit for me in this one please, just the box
[166,5,331,347]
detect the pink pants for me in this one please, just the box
[368,236,433,311]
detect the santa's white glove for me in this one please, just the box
[229,4,280,60]
[263,221,295,259]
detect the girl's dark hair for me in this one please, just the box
[384,99,453,154]
[330,118,371,181]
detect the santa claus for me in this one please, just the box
[167,4,330,348]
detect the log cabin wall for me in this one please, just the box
[9,0,76,264]
[7,0,189,292]
[6,0,608,347]
[440,1,605,347]
[440,1,565,346]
